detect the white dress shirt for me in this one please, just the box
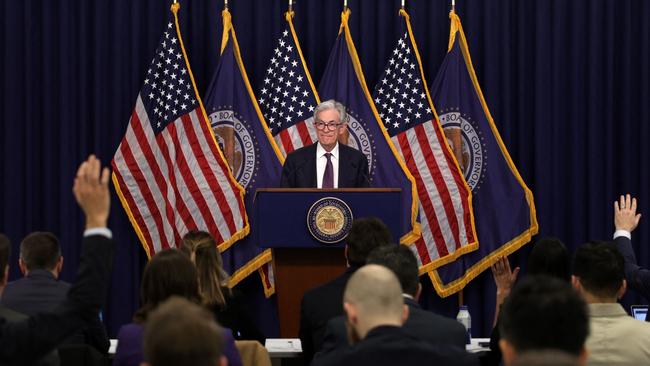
[316,142,339,188]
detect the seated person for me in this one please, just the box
[180,231,264,342]
[612,194,649,320]
[498,276,589,366]
[0,155,115,364]
[486,237,571,366]
[572,241,650,365]
[113,249,241,366]
[0,234,59,366]
[1,231,109,353]
[142,297,227,366]
[299,217,392,362]
[312,265,477,366]
[318,245,466,354]
[280,99,370,188]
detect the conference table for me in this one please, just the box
[265,338,491,365]
[109,337,491,365]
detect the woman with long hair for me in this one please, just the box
[113,249,242,366]
[180,231,264,342]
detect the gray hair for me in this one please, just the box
[314,99,348,124]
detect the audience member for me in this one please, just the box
[180,230,264,342]
[113,249,242,366]
[142,297,227,366]
[485,237,571,365]
[299,217,393,362]
[0,155,115,364]
[612,194,649,320]
[0,235,60,366]
[312,265,477,366]
[1,231,109,354]
[318,245,466,354]
[498,276,589,366]
[572,241,650,365]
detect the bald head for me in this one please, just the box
[343,265,406,339]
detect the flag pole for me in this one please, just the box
[451,0,455,13]
[224,0,228,10]
[401,0,405,10]
[343,0,348,11]
[289,0,293,12]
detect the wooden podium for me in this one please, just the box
[254,188,403,337]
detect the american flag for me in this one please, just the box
[373,10,477,271]
[259,12,319,157]
[112,7,248,257]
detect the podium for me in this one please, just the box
[254,188,403,337]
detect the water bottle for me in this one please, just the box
[456,305,472,345]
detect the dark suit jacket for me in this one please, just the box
[614,235,650,321]
[0,306,59,366]
[0,234,114,365]
[311,325,478,366]
[280,143,370,188]
[318,296,467,354]
[299,267,359,363]
[213,287,265,343]
[2,269,110,353]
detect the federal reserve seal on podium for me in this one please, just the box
[307,197,354,244]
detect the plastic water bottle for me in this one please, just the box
[456,305,472,344]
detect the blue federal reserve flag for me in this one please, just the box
[203,9,283,294]
[430,12,538,297]
[318,8,420,244]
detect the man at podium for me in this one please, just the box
[280,100,370,188]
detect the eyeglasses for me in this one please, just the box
[314,120,344,131]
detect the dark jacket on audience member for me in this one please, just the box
[213,287,265,343]
[0,234,114,365]
[312,325,478,366]
[299,266,359,363]
[318,296,467,354]
[0,306,59,366]
[614,235,650,321]
[1,269,110,353]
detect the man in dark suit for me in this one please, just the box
[280,99,370,188]
[1,231,109,354]
[0,235,59,366]
[299,217,392,363]
[312,265,477,366]
[612,194,650,321]
[0,154,115,365]
[318,245,467,354]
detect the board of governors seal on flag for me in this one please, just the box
[307,197,354,244]
[208,109,260,191]
[439,108,487,192]
[342,111,377,177]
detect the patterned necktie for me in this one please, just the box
[322,152,333,188]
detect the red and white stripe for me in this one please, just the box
[274,117,317,157]
[392,119,475,267]
[112,96,246,255]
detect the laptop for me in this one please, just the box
[631,305,648,321]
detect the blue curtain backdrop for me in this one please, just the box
[2,0,649,339]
